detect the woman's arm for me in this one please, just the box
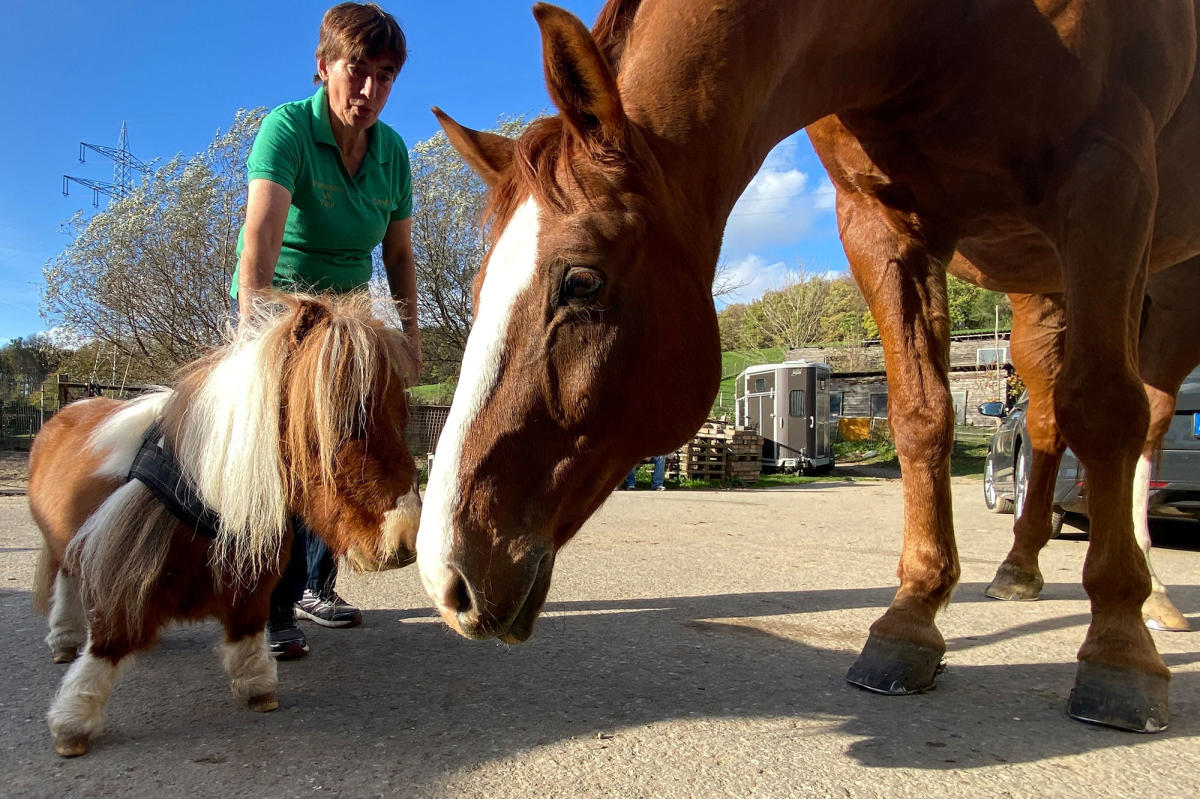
[236,178,292,318]
[382,217,421,376]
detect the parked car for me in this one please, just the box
[978,367,1200,537]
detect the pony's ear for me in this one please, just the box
[533,3,628,149]
[433,107,515,188]
[289,299,326,346]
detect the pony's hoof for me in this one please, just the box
[51,646,78,664]
[846,633,945,695]
[985,562,1043,601]
[1068,661,1169,733]
[248,692,279,712]
[54,733,91,757]
[1143,592,1190,632]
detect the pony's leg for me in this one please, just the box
[1134,261,1200,631]
[1052,106,1167,731]
[218,583,278,711]
[837,192,958,695]
[218,632,278,712]
[987,293,1067,600]
[46,647,132,757]
[46,570,88,663]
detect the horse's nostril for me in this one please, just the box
[445,567,473,616]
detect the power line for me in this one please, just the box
[62,121,151,207]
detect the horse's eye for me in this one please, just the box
[560,267,605,305]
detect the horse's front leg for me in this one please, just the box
[987,293,1067,601]
[838,193,959,694]
[1051,103,1167,731]
[218,579,279,712]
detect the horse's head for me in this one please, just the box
[278,293,422,571]
[418,4,720,642]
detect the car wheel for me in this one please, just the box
[1013,445,1030,519]
[984,455,1013,513]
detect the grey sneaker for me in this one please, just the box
[267,617,309,659]
[295,589,362,628]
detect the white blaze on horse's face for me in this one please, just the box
[417,197,542,619]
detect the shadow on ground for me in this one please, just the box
[5,578,1198,794]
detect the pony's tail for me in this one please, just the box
[32,540,56,615]
[67,480,177,641]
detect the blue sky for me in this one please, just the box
[0,0,848,345]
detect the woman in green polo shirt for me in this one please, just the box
[232,2,420,659]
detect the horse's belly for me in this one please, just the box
[951,222,1063,295]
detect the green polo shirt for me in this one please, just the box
[231,85,412,298]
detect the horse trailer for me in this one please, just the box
[735,361,835,473]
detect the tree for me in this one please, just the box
[947,274,1011,330]
[717,303,749,350]
[377,116,531,384]
[0,335,66,401]
[738,268,840,349]
[43,109,265,379]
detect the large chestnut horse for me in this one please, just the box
[30,294,421,756]
[418,0,1200,732]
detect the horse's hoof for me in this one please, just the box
[1143,593,1190,632]
[51,646,78,664]
[985,562,1043,601]
[1067,661,1169,733]
[54,733,91,757]
[846,633,945,695]
[248,692,279,712]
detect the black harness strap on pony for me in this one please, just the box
[128,422,222,540]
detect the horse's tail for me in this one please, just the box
[66,480,177,640]
[32,540,56,615]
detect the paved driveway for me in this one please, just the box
[2,477,1198,798]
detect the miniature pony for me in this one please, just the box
[29,293,421,756]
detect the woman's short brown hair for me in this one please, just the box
[314,2,407,79]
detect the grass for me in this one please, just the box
[408,382,454,405]
[710,347,787,419]
[833,437,989,478]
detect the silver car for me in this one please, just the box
[979,367,1200,536]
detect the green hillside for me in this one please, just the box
[710,347,786,420]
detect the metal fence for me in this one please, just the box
[406,405,451,459]
[0,401,47,448]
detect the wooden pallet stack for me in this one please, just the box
[725,426,763,484]
[671,420,762,483]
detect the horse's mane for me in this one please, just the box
[591,0,643,71]
[483,0,647,245]
[160,292,413,582]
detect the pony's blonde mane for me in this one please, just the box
[161,292,413,583]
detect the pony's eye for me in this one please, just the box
[560,267,605,305]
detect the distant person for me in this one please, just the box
[230,2,420,659]
[624,455,667,491]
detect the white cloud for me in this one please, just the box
[718,137,837,265]
[717,254,792,306]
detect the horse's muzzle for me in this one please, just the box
[432,551,555,643]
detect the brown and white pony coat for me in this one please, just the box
[416,0,1200,734]
[29,293,420,756]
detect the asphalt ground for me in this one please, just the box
[1,476,1198,798]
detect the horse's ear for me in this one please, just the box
[289,299,325,346]
[533,3,628,149]
[433,107,515,188]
